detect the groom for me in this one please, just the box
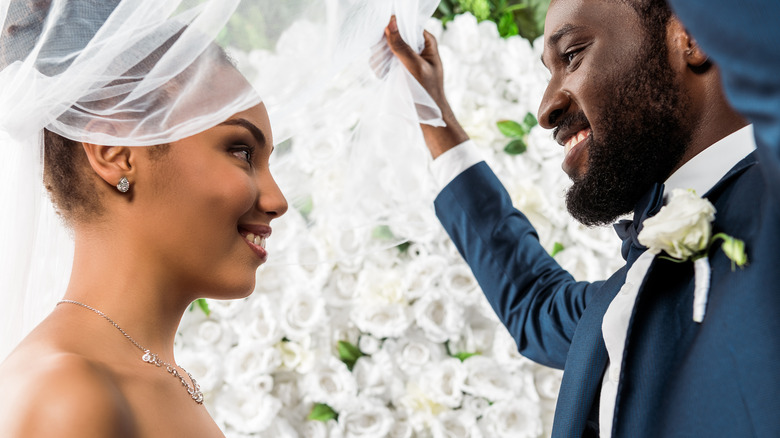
[386,0,780,437]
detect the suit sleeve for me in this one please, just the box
[434,162,602,369]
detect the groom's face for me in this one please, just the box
[538,0,692,226]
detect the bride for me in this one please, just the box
[0,1,290,436]
[0,0,442,435]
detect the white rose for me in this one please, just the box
[491,327,534,372]
[280,290,327,341]
[241,295,283,346]
[638,188,716,259]
[418,358,466,408]
[174,349,222,394]
[441,264,479,304]
[358,334,382,355]
[276,338,316,373]
[338,397,394,438]
[431,410,483,438]
[185,318,235,353]
[402,254,448,301]
[224,341,281,387]
[214,389,282,434]
[351,303,412,339]
[478,398,543,438]
[534,367,563,400]
[300,420,329,438]
[302,356,358,412]
[414,290,465,344]
[353,350,403,404]
[270,371,300,408]
[388,334,447,377]
[461,356,514,402]
[461,394,491,419]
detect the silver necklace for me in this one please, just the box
[57,299,204,404]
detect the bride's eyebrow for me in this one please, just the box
[219,118,267,146]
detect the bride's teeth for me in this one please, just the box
[253,235,262,245]
[260,237,267,248]
[246,233,256,242]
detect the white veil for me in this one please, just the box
[0,0,442,360]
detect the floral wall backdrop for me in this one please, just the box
[177,13,623,438]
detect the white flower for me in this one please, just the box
[357,334,383,355]
[418,358,466,408]
[461,356,515,402]
[351,266,412,338]
[638,188,715,259]
[478,399,543,438]
[276,338,316,374]
[431,410,483,438]
[338,397,395,438]
[174,349,223,394]
[413,290,465,344]
[280,289,328,341]
[240,295,283,346]
[214,389,282,434]
[302,356,358,412]
[224,341,282,387]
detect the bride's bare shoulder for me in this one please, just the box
[0,348,136,437]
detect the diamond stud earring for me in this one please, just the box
[117,176,130,193]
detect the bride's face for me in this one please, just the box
[131,102,287,299]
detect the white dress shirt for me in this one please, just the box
[430,125,756,437]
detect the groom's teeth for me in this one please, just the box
[260,237,266,248]
[246,233,256,242]
[253,235,262,245]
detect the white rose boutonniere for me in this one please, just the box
[638,188,748,322]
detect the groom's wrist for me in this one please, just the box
[421,111,469,159]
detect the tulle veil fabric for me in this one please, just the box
[0,0,442,360]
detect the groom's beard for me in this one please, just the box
[565,38,693,227]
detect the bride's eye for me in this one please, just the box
[231,146,254,165]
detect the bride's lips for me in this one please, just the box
[562,128,592,176]
[238,225,271,263]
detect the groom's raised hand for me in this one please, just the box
[384,16,469,159]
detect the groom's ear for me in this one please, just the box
[668,17,710,72]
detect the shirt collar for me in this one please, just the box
[664,125,756,200]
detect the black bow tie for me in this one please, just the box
[613,183,665,262]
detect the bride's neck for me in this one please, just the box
[62,230,192,363]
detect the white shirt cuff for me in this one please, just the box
[430,140,485,190]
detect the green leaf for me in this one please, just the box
[308,403,338,422]
[372,225,395,241]
[712,233,748,270]
[296,196,314,218]
[522,112,538,130]
[504,138,527,155]
[453,351,481,361]
[496,120,527,138]
[195,298,211,317]
[397,241,412,253]
[337,340,364,371]
[550,241,564,257]
[497,12,519,37]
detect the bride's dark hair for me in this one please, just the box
[42,32,235,225]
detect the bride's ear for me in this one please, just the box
[80,122,137,191]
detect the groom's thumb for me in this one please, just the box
[385,16,421,74]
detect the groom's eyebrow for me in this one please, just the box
[219,118,267,146]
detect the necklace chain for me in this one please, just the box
[57,299,204,404]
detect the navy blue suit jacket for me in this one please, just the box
[434,152,780,437]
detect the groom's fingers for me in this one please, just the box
[384,16,446,103]
[385,16,427,79]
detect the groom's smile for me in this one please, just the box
[560,127,592,178]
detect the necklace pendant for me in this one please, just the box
[142,350,161,366]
